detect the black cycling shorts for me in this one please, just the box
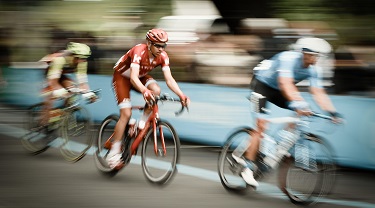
[250,77,289,109]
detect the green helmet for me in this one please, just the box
[66,42,91,58]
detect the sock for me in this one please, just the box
[109,141,122,155]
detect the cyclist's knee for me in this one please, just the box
[151,87,161,96]
[147,83,161,95]
[256,118,267,132]
[119,108,132,120]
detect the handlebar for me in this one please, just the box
[311,112,333,120]
[154,93,188,116]
[66,88,102,104]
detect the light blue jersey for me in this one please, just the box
[253,51,323,90]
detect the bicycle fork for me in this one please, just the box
[154,121,167,157]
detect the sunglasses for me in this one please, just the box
[151,42,167,49]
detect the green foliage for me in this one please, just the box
[271,0,375,45]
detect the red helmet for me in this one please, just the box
[146,28,168,43]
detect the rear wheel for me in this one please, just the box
[278,134,336,205]
[94,115,129,177]
[60,106,93,162]
[21,103,52,154]
[141,120,180,185]
[218,127,256,193]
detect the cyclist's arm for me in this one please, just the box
[162,66,185,98]
[76,60,90,91]
[310,87,336,112]
[47,57,65,90]
[129,64,147,93]
[278,76,304,102]
[277,53,305,102]
[308,66,336,112]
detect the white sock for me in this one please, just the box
[109,141,122,155]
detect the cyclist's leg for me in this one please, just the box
[245,78,270,161]
[60,75,76,106]
[235,78,276,186]
[40,86,53,126]
[139,75,159,119]
[107,72,132,168]
[40,75,73,125]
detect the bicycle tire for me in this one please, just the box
[218,127,255,194]
[94,114,123,177]
[141,120,180,185]
[60,106,93,162]
[278,133,337,205]
[21,103,52,154]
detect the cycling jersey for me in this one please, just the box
[40,51,88,84]
[113,43,170,77]
[254,51,323,90]
[112,43,170,108]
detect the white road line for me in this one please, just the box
[1,124,374,208]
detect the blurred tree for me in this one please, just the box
[212,0,272,34]
[270,0,375,45]
[139,0,172,26]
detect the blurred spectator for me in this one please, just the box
[333,46,375,94]
[48,24,74,54]
[82,32,101,74]
[0,27,11,87]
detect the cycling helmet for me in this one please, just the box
[295,37,332,54]
[146,28,168,43]
[66,42,91,58]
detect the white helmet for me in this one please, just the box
[295,37,332,54]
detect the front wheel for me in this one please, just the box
[218,127,256,193]
[141,120,180,185]
[278,133,337,205]
[60,106,93,162]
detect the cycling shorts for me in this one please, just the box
[112,70,156,109]
[250,77,289,109]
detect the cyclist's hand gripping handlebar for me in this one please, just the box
[156,93,189,116]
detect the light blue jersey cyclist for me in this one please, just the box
[254,51,323,90]
[234,37,342,188]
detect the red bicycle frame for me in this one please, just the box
[129,103,166,156]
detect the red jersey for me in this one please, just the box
[113,43,170,78]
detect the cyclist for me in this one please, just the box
[107,28,190,169]
[233,37,342,187]
[39,42,96,125]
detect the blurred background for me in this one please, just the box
[0,0,374,94]
[1,2,375,206]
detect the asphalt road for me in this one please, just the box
[0,105,375,208]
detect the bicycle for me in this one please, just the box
[94,93,187,185]
[21,88,101,162]
[218,92,339,205]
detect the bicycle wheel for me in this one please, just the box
[278,133,336,205]
[60,106,93,162]
[141,120,180,185]
[218,127,258,193]
[21,103,52,154]
[94,115,122,177]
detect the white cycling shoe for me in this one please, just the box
[106,153,123,169]
[232,154,259,187]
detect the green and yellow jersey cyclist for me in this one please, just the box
[39,42,96,125]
